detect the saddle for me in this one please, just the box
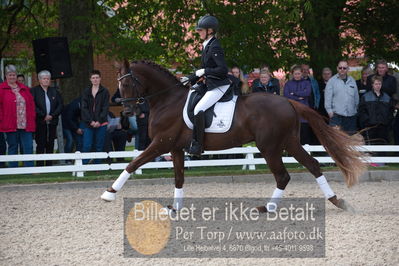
[187,83,234,128]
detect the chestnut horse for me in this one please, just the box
[101,60,366,212]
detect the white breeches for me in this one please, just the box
[193,84,230,115]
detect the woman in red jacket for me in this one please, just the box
[0,65,36,167]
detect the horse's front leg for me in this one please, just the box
[101,141,166,201]
[168,149,185,211]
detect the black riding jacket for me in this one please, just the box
[199,37,230,90]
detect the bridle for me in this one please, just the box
[117,68,185,106]
[117,70,145,105]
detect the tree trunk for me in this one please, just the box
[58,0,94,104]
[301,0,346,80]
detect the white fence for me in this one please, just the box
[0,145,398,177]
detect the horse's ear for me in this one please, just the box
[114,61,121,70]
[123,59,130,70]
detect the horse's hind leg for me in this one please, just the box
[257,147,291,213]
[285,139,351,211]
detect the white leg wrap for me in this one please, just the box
[111,170,131,191]
[316,175,335,199]
[266,188,284,212]
[173,188,184,210]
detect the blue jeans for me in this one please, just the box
[129,116,138,132]
[0,132,6,167]
[63,129,82,153]
[6,130,33,167]
[393,115,399,145]
[81,123,107,164]
[329,114,357,135]
[128,116,139,149]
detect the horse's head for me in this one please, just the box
[116,60,145,116]
[116,59,187,116]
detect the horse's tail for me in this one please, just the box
[288,99,367,187]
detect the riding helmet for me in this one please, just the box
[196,15,219,32]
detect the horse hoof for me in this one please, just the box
[101,190,116,201]
[256,206,267,213]
[337,199,356,213]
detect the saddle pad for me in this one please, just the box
[183,89,238,133]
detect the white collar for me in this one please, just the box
[202,36,214,49]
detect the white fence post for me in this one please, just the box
[73,151,84,177]
[242,152,256,170]
[135,169,143,175]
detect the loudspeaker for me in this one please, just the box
[32,37,73,79]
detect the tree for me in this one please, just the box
[3,0,398,86]
[344,0,399,64]
[58,0,95,103]
[300,0,347,79]
[0,0,57,67]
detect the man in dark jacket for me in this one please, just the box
[366,59,397,98]
[359,76,394,144]
[135,100,151,150]
[62,97,82,153]
[31,70,63,166]
[251,70,280,95]
[81,70,109,164]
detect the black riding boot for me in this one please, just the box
[186,111,205,156]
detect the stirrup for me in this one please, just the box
[184,140,203,156]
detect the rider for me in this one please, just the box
[181,15,231,156]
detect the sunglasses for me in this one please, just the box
[338,67,348,70]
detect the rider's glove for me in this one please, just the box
[180,72,201,86]
[180,76,190,85]
[195,68,205,77]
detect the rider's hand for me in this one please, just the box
[181,74,199,85]
[180,76,189,85]
[195,68,205,77]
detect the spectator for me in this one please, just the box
[391,70,399,144]
[0,132,6,167]
[17,74,25,85]
[31,70,63,166]
[317,67,333,118]
[81,70,110,164]
[366,59,397,97]
[252,70,280,95]
[358,75,394,145]
[111,88,138,146]
[252,64,280,94]
[104,112,128,162]
[136,100,151,150]
[283,65,313,144]
[231,66,250,95]
[0,65,36,167]
[62,97,83,153]
[301,63,320,110]
[325,60,359,135]
[357,66,373,98]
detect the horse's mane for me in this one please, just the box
[131,60,187,88]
